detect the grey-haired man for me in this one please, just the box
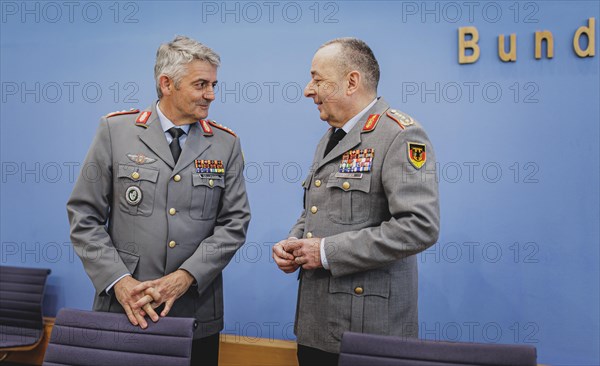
[273,38,440,365]
[67,36,250,365]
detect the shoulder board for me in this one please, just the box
[362,114,381,132]
[105,108,140,119]
[207,120,237,137]
[386,109,414,129]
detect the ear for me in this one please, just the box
[159,75,173,96]
[346,71,361,96]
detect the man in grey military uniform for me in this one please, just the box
[273,38,440,365]
[67,36,250,366]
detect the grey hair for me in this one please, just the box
[319,37,380,92]
[154,36,221,98]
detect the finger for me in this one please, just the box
[123,304,139,326]
[295,256,304,265]
[143,287,162,303]
[293,249,303,258]
[278,243,294,257]
[282,241,301,252]
[302,258,317,270]
[133,294,154,309]
[274,244,293,259]
[161,299,175,317]
[133,308,148,329]
[273,255,293,266]
[143,303,160,322]
[132,281,155,295]
[280,264,298,272]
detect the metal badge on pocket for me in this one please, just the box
[125,186,142,205]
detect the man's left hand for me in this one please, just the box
[131,269,195,317]
[283,238,323,270]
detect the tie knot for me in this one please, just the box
[168,127,185,139]
[332,128,346,142]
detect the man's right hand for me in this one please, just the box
[273,239,300,273]
[114,276,159,328]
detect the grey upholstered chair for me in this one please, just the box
[42,308,196,366]
[0,265,51,361]
[339,332,537,366]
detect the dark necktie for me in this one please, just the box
[167,127,185,163]
[324,128,347,157]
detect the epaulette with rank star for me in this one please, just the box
[105,108,140,118]
[386,109,415,129]
[207,120,237,137]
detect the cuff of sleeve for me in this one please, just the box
[320,238,330,270]
[106,273,130,294]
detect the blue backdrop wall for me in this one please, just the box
[1,1,598,365]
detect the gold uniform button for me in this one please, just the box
[306,232,313,239]
[209,179,214,187]
[342,181,350,190]
[310,206,318,214]
[131,172,140,180]
[169,208,176,215]
[173,174,181,182]
[168,240,176,248]
[314,180,322,187]
[354,287,364,295]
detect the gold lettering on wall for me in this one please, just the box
[459,26,480,64]
[498,34,517,62]
[574,17,596,57]
[458,17,596,64]
[535,31,554,59]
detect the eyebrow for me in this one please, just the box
[193,78,218,84]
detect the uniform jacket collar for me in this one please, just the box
[138,103,211,174]
[315,97,389,171]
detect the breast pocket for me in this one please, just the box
[190,175,225,220]
[117,164,159,216]
[326,173,371,224]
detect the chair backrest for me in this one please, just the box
[0,265,51,349]
[339,332,537,366]
[43,308,196,366]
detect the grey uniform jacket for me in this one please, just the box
[67,103,250,338]
[289,98,440,353]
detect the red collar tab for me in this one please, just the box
[200,120,214,136]
[362,114,381,132]
[135,111,152,128]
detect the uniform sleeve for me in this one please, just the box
[180,137,251,295]
[288,211,306,239]
[66,118,131,294]
[323,126,440,277]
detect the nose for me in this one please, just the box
[204,84,216,101]
[304,81,315,98]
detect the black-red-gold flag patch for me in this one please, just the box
[408,142,426,169]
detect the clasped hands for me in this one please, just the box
[113,269,194,329]
[272,237,322,273]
